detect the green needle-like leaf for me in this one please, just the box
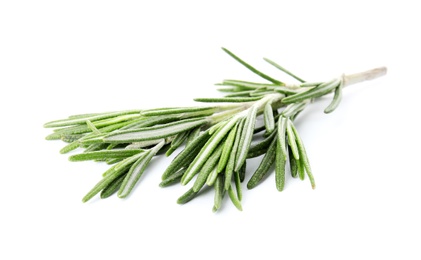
[277,116,288,159]
[118,141,165,198]
[222,47,283,85]
[182,117,239,185]
[225,118,244,182]
[60,134,85,143]
[107,153,145,176]
[44,110,141,128]
[84,143,109,153]
[53,120,137,140]
[300,81,323,87]
[234,169,242,201]
[235,106,258,172]
[290,123,316,189]
[286,120,300,160]
[239,162,246,183]
[85,143,112,151]
[79,134,107,145]
[263,58,305,83]
[224,90,254,97]
[100,174,125,199]
[264,102,275,133]
[193,143,224,192]
[217,122,238,173]
[228,184,242,211]
[125,139,164,150]
[45,132,62,140]
[282,78,341,104]
[275,137,286,191]
[60,141,80,154]
[82,160,135,203]
[159,168,186,187]
[86,120,101,134]
[162,130,211,180]
[104,118,208,143]
[177,188,199,205]
[68,113,102,119]
[221,79,277,89]
[194,97,261,103]
[209,120,227,135]
[217,87,244,92]
[247,130,276,158]
[250,90,276,97]
[166,131,189,156]
[324,79,343,114]
[52,125,91,136]
[247,136,277,189]
[206,167,219,186]
[186,127,201,146]
[106,158,124,165]
[289,148,298,178]
[141,106,217,116]
[69,149,143,162]
[119,115,179,130]
[213,175,225,212]
[266,86,299,95]
[282,102,306,118]
[297,154,306,180]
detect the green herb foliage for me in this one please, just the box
[45,48,386,211]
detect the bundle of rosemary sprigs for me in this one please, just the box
[44,48,386,211]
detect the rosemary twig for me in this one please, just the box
[44,48,387,212]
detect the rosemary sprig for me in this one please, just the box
[44,48,387,212]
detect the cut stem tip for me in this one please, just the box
[344,67,387,87]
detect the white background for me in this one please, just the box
[1,1,420,259]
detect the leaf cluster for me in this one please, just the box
[44,48,353,211]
